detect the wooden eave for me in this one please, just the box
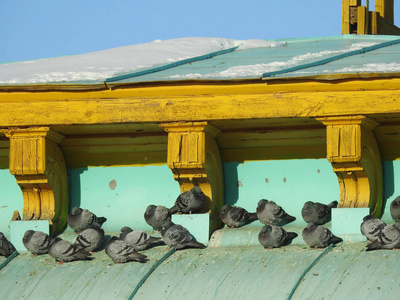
[1,75,400,169]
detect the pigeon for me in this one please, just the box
[366,223,400,251]
[219,204,258,228]
[49,237,92,263]
[74,223,105,253]
[105,236,147,263]
[22,230,51,255]
[258,225,298,248]
[360,215,387,242]
[0,232,16,258]
[301,201,338,225]
[256,199,296,226]
[67,207,107,233]
[144,205,171,231]
[390,196,400,222]
[302,222,343,248]
[169,186,206,214]
[120,227,164,251]
[161,221,206,250]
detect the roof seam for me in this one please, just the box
[105,46,239,84]
[262,38,400,79]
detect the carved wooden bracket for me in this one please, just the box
[160,122,224,233]
[318,116,383,217]
[4,127,69,235]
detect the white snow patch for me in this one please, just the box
[168,42,381,79]
[0,37,285,84]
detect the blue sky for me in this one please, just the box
[1,1,399,63]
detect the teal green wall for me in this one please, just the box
[1,159,399,236]
[0,169,23,237]
[224,159,340,227]
[68,165,181,232]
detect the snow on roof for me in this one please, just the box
[0,38,284,85]
[1,35,400,85]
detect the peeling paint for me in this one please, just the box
[237,181,243,187]
[109,179,117,190]
[283,177,287,183]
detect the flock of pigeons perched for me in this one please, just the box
[1,187,400,264]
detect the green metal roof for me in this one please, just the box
[1,227,398,300]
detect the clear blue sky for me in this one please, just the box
[1,1,399,63]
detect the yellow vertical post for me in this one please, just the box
[5,127,69,236]
[160,122,224,234]
[357,6,368,34]
[318,116,383,217]
[375,0,394,24]
[342,0,361,34]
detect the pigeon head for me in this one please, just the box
[23,230,35,242]
[120,226,133,233]
[220,205,232,214]
[191,186,202,195]
[306,222,317,230]
[259,225,272,235]
[302,201,313,212]
[145,205,156,214]
[363,215,375,222]
[392,196,400,207]
[71,207,82,215]
[257,199,268,212]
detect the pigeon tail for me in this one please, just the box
[168,205,180,215]
[285,232,298,246]
[184,240,207,249]
[96,217,107,226]
[329,236,343,245]
[328,201,339,209]
[246,213,258,224]
[276,215,296,226]
[366,240,382,251]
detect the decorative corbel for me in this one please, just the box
[318,116,383,217]
[160,122,224,234]
[4,127,69,236]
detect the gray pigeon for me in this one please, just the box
[144,205,171,231]
[0,232,16,258]
[302,222,343,248]
[49,237,92,263]
[366,223,400,251]
[119,226,164,251]
[256,199,296,226]
[219,204,258,228]
[67,207,107,233]
[169,186,206,214]
[258,225,298,248]
[161,221,206,250]
[22,230,51,255]
[360,215,387,242]
[390,196,400,222]
[74,223,104,253]
[301,201,338,225]
[105,236,147,263]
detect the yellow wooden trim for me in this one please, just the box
[375,0,394,24]
[160,122,224,234]
[357,6,368,34]
[318,116,383,217]
[4,128,68,235]
[1,89,400,127]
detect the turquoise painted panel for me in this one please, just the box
[382,160,400,224]
[0,169,23,237]
[223,159,340,227]
[68,165,181,232]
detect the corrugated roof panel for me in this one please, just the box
[110,35,400,83]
